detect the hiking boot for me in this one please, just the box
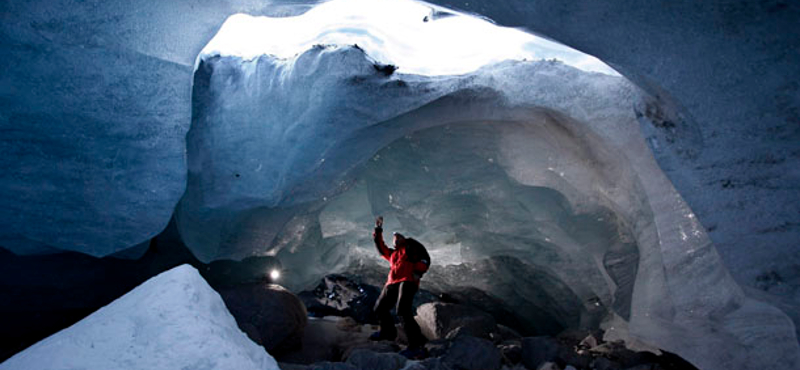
[369,331,395,341]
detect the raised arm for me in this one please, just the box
[373,216,392,260]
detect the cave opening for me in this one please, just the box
[2,0,798,369]
[179,0,649,345]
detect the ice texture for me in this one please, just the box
[427,0,800,325]
[0,264,279,370]
[183,44,799,370]
[1,0,798,368]
[0,0,315,257]
[3,0,796,306]
[178,45,630,262]
[0,37,191,257]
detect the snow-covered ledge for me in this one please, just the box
[0,265,279,370]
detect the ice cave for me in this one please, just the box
[0,0,798,370]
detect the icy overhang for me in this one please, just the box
[200,0,617,76]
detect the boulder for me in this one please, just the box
[442,335,502,370]
[537,362,560,370]
[589,341,657,368]
[493,324,523,342]
[415,302,497,340]
[521,336,561,369]
[308,362,358,370]
[521,336,592,370]
[579,334,599,349]
[498,340,522,365]
[217,282,307,355]
[591,357,622,370]
[279,363,310,370]
[425,339,452,358]
[438,288,530,335]
[402,362,431,370]
[345,349,407,370]
[298,274,381,323]
[341,341,401,361]
[417,358,449,370]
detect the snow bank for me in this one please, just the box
[0,264,279,370]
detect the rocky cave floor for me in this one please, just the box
[266,273,700,370]
[0,222,699,370]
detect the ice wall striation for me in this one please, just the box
[0,19,192,256]
[183,45,798,369]
[0,0,316,257]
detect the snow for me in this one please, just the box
[201,0,617,76]
[0,264,280,370]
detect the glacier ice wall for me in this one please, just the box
[0,17,192,256]
[182,44,799,370]
[1,0,798,368]
[0,0,314,256]
[2,0,796,304]
[0,264,279,370]
[427,0,800,313]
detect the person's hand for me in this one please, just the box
[375,216,383,228]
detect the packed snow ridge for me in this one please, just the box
[200,0,617,76]
[0,265,279,370]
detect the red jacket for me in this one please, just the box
[373,228,429,285]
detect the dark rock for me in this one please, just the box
[521,335,593,369]
[425,338,451,358]
[345,349,407,370]
[438,287,530,336]
[217,282,307,355]
[402,361,431,370]
[278,316,399,364]
[498,340,522,365]
[417,357,449,370]
[537,362,561,370]
[415,302,497,340]
[442,335,502,370]
[298,274,381,324]
[308,361,358,370]
[373,63,397,76]
[341,340,401,361]
[592,357,623,370]
[579,334,599,349]
[492,324,523,342]
[558,347,592,369]
[279,363,310,370]
[521,336,561,369]
[589,341,658,368]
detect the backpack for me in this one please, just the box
[405,238,431,277]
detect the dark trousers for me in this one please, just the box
[374,281,426,348]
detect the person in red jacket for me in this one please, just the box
[370,216,430,358]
